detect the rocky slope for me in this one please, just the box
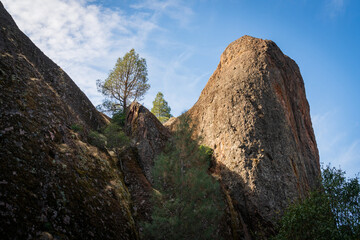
[0,1,321,238]
[168,36,320,238]
[0,3,137,239]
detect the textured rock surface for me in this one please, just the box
[120,146,153,223]
[185,36,320,238]
[0,3,137,239]
[126,102,171,182]
[163,117,178,132]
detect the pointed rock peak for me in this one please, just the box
[0,2,17,27]
[126,101,171,182]
[186,36,320,237]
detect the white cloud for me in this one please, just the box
[2,0,189,108]
[2,0,205,116]
[131,0,193,27]
[312,111,360,177]
[325,0,346,18]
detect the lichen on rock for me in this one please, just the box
[0,3,137,239]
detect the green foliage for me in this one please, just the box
[88,131,106,149]
[111,111,126,127]
[70,124,83,132]
[274,191,338,240]
[151,92,172,123]
[103,123,129,149]
[97,49,150,114]
[199,145,214,167]
[88,131,107,149]
[142,115,225,240]
[322,166,360,239]
[274,165,360,240]
[88,117,129,152]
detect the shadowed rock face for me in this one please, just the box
[0,3,137,239]
[126,102,171,182]
[185,36,320,238]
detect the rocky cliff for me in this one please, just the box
[112,102,170,227]
[126,102,171,182]
[0,3,137,239]
[169,36,320,238]
[0,1,321,238]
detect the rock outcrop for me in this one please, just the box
[163,117,178,132]
[0,2,321,238]
[0,3,137,239]
[184,36,320,238]
[126,102,171,182]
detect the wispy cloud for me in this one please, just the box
[325,0,346,18]
[131,0,193,27]
[312,110,360,177]
[2,0,194,109]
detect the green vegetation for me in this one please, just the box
[97,49,150,114]
[111,111,127,127]
[199,145,214,167]
[70,124,83,132]
[103,123,129,152]
[88,131,107,149]
[274,165,360,240]
[142,115,225,240]
[151,92,172,123]
[88,117,129,155]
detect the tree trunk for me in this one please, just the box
[122,97,127,128]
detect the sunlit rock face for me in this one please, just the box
[0,3,138,239]
[185,35,320,238]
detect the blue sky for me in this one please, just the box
[3,0,360,177]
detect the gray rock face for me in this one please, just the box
[126,102,171,182]
[0,3,137,239]
[186,36,320,238]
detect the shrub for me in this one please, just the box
[142,115,225,240]
[88,131,107,149]
[274,165,360,240]
[199,145,214,167]
[103,123,129,149]
[111,111,126,127]
[70,124,83,132]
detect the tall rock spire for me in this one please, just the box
[186,35,320,238]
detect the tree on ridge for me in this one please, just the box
[151,92,172,123]
[97,49,150,115]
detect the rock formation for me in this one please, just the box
[126,102,171,182]
[0,1,321,238]
[0,3,137,239]
[170,36,320,238]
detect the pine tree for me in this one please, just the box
[151,92,172,123]
[97,49,150,114]
[142,115,225,240]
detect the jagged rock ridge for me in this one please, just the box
[120,102,171,224]
[0,3,137,239]
[126,102,171,182]
[168,36,320,238]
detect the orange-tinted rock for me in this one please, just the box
[163,117,178,132]
[186,36,320,238]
